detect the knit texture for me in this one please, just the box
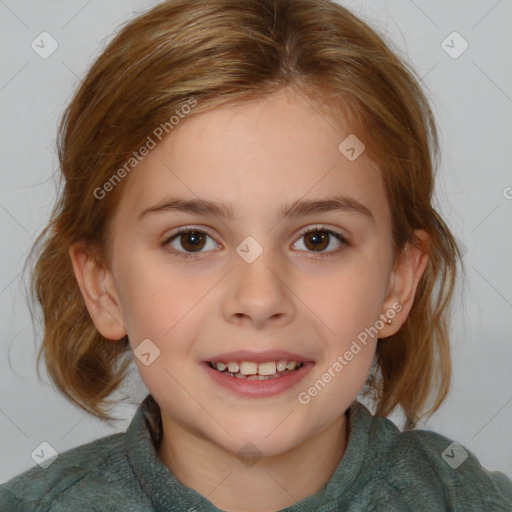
[1,394,511,511]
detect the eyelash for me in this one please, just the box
[163,224,348,260]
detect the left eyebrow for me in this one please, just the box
[280,196,374,223]
[138,195,374,223]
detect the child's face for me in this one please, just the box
[83,87,411,457]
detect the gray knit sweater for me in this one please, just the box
[1,394,511,511]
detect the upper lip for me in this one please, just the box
[205,350,313,364]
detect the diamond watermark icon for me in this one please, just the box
[338,134,365,161]
[237,442,262,468]
[31,441,58,469]
[441,441,468,469]
[134,338,161,366]
[236,236,263,264]
[31,32,59,59]
[441,32,468,59]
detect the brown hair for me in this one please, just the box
[25,0,462,427]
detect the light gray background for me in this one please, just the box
[1,0,511,484]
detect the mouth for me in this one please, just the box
[202,351,315,398]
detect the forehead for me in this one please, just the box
[112,88,389,227]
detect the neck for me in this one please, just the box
[157,412,349,511]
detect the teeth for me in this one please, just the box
[277,360,287,372]
[227,362,239,373]
[212,360,303,376]
[240,361,258,375]
[258,361,277,375]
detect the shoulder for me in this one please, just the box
[0,432,138,511]
[360,407,512,510]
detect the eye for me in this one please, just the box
[163,226,220,260]
[292,225,348,258]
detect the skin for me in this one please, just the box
[70,86,428,511]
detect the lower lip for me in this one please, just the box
[201,361,314,398]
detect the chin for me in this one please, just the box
[211,421,308,458]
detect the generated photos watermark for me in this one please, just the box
[93,96,198,200]
[297,301,403,405]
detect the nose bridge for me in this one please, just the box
[237,245,278,291]
[235,241,282,299]
[223,241,294,327]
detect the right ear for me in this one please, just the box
[68,242,127,340]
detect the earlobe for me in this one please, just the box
[379,230,430,337]
[68,243,127,340]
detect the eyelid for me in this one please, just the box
[163,224,220,248]
[169,224,216,236]
[295,223,348,240]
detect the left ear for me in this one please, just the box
[379,229,430,337]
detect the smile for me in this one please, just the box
[202,352,315,398]
[207,360,305,380]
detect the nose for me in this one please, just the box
[221,249,296,329]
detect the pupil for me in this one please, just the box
[182,231,204,251]
[188,233,201,245]
[306,231,328,251]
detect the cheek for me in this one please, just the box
[298,258,388,332]
[114,252,201,339]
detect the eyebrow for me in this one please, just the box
[138,195,374,223]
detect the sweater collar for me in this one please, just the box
[125,394,374,511]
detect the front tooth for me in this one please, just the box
[286,361,297,370]
[258,361,277,375]
[227,362,239,373]
[240,361,258,375]
[276,360,287,372]
[215,362,227,371]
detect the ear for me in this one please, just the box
[68,242,127,340]
[379,229,430,338]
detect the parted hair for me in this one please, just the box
[25,0,462,427]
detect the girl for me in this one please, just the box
[2,0,511,510]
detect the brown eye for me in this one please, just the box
[292,226,348,257]
[178,231,207,252]
[303,230,330,252]
[164,227,220,259]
